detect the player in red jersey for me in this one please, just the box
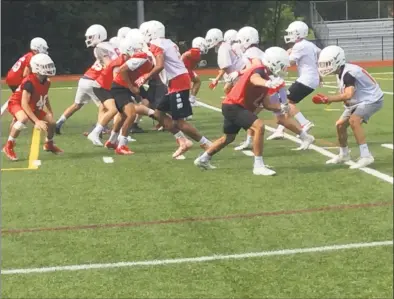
[5,37,49,92]
[181,37,208,106]
[3,54,63,161]
[139,20,212,159]
[56,24,108,134]
[194,50,315,175]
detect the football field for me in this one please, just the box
[1,67,393,298]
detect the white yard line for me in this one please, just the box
[381,144,394,150]
[196,101,394,185]
[2,240,392,275]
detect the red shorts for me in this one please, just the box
[8,102,46,120]
[188,70,198,80]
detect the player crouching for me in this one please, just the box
[194,64,292,176]
[313,45,383,169]
[3,54,63,161]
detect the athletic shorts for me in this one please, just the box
[8,103,46,120]
[74,77,100,106]
[222,103,257,135]
[92,86,113,104]
[111,83,134,112]
[156,89,192,120]
[146,78,168,109]
[340,98,383,123]
[287,81,314,103]
[8,85,18,93]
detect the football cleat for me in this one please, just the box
[115,145,134,155]
[43,141,64,154]
[349,156,374,169]
[326,154,351,165]
[104,141,117,150]
[2,141,18,161]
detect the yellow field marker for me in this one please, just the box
[1,167,32,171]
[28,128,41,169]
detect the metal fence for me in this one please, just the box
[311,0,393,21]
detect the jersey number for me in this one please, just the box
[92,60,103,71]
[362,69,377,85]
[12,57,26,72]
[36,95,48,110]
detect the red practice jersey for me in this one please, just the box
[222,65,270,111]
[8,74,51,115]
[96,55,128,90]
[84,60,104,80]
[5,52,34,86]
[114,52,154,88]
[182,48,201,71]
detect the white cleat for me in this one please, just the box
[349,156,374,169]
[299,134,315,150]
[234,141,252,151]
[186,115,193,120]
[87,133,103,146]
[253,165,276,176]
[266,131,284,141]
[326,154,351,165]
[194,156,217,170]
[296,122,315,137]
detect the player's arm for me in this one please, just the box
[181,51,191,62]
[23,66,31,77]
[144,53,164,81]
[119,63,140,95]
[326,73,355,103]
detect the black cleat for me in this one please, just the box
[130,123,145,134]
[55,125,62,135]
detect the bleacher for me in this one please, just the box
[324,19,394,61]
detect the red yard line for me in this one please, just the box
[2,201,392,235]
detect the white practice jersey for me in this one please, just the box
[217,42,245,74]
[94,42,119,62]
[242,46,265,68]
[337,63,384,106]
[232,42,243,57]
[150,38,187,81]
[289,39,321,89]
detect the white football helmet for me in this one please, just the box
[140,20,165,43]
[205,28,223,49]
[120,33,149,55]
[30,53,56,76]
[126,28,144,41]
[223,29,238,44]
[237,26,259,52]
[318,45,346,77]
[30,37,49,54]
[192,37,208,54]
[117,27,132,40]
[263,47,290,77]
[284,21,308,44]
[85,24,107,48]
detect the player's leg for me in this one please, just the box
[116,102,137,155]
[234,106,263,151]
[88,88,118,146]
[189,73,201,106]
[267,82,314,140]
[41,112,64,154]
[2,109,29,161]
[169,90,211,148]
[348,100,383,169]
[105,112,124,149]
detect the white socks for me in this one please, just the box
[199,136,211,146]
[359,144,371,158]
[56,115,67,126]
[294,112,309,127]
[91,123,104,136]
[200,152,211,162]
[340,146,349,156]
[118,136,128,147]
[246,134,253,144]
[8,136,16,142]
[174,131,186,139]
[254,156,264,168]
[109,131,119,143]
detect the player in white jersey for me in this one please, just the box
[139,20,212,158]
[205,28,245,94]
[56,24,109,134]
[267,21,321,141]
[312,45,383,169]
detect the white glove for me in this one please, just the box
[198,60,207,67]
[228,71,240,82]
[265,77,284,89]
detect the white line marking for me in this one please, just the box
[1,100,9,115]
[322,146,340,150]
[241,150,254,157]
[2,240,392,275]
[196,101,394,185]
[381,144,394,150]
[102,157,114,164]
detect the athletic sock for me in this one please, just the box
[294,112,309,127]
[340,146,349,156]
[8,136,16,142]
[109,131,119,143]
[118,136,128,147]
[254,156,264,167]
[91,123,104,137]
[359,144,371,158]
[56,115,67,126]
[246,134,253,144]
[200,152,211,162]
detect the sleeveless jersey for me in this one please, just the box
[6,52,34,86]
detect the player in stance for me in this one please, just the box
[205,28,245,94]
[56,24,108,134]
[267,21,320,140]
[313,45,383,169]
[3,54,63,161]
[5,37,49,93]
[139,20,212,158]
[181,37,208,106]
